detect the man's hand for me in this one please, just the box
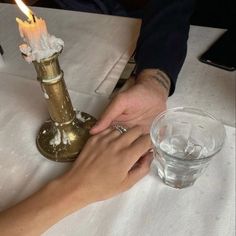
[90,69,170,134]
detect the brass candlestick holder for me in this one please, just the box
[31,51,96,162]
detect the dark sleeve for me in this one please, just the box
[134,0,195,95]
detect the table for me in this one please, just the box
[0,4,235,236]
[0,4,141,96]
[168,27,236,127]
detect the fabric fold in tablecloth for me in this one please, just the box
[95,37,137,95]
[0,4,141,97]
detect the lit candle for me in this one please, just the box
[15,0,64,63]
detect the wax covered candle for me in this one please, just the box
[15,0,64,62]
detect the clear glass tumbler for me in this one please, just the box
[150,107,226,188]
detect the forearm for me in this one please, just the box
[0,178,87,236]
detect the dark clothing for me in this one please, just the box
[135,0,194,95]
[54,0,195,95]
[53,0,143,17]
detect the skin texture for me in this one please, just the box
[0,69,170,235]
[0,126,153,236]
[90,69,170,134]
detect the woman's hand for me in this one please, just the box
[0,126,153,236]
[61,126,153,205]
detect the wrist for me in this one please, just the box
[48,175,89,214]
[136,69,170,99]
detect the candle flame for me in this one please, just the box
[15,0,33,20]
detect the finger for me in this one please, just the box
[90,95,125,134]
[115,126,144,146]
[73,127,114,166]
[129,152,154,173]
[125,134,152,166]
[92,124,129,142]
[122,153,153,190]
[92,127,113,138]
[95,127,126,143]
[105,128,125,140]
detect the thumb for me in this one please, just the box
[90,95,125,134]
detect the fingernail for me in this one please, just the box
[90,122,100,133]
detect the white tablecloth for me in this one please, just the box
[0,4,140,96]
[168,27,236,127]
[0,4,235,236]
[0,75,235,236]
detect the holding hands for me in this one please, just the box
[0,69,170,235]
[91,69,170,134]
[65,126,153,204]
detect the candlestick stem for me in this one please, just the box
[32,52,96,162]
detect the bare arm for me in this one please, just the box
[0,126,152,236]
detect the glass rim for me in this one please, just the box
[152,107,219,122]
[150,106,226,161]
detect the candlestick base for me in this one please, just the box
[36,111,96,162]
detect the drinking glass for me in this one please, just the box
[150,107,226,188]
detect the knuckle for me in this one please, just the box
[87,135,99,145]
[135,125,143,134]
[99,136,111,146]
[110,141,123,153]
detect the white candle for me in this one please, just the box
[15,0,64,63]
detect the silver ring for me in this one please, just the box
[113,124,128,134]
